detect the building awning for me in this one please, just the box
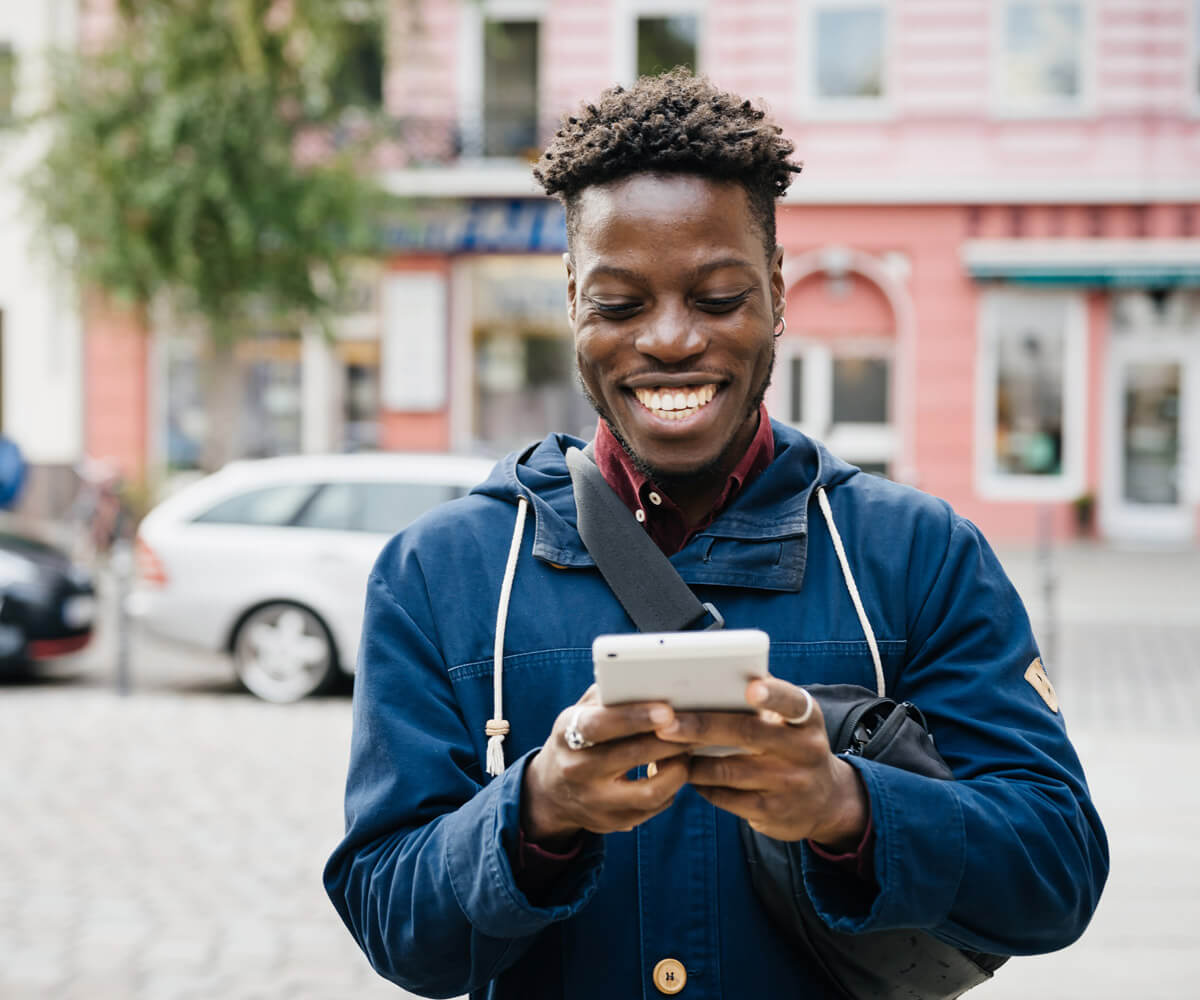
[962,239,1200,287]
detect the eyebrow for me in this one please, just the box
[584,256,758,285]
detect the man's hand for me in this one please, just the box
[656,677,869,849]
[521,686,695,849]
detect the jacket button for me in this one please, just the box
[652,958,687,994]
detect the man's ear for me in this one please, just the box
[770,245,786,319]
[564,252,577,326]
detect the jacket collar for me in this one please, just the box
[485,421,854,593]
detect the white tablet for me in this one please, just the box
[592,628,769,712]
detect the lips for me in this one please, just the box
[632,384,719,421]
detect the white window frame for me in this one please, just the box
[614,0,706,87]
[776,338,897,468]
[798,0,893,120]
[457,0,546,161]
[990,0,1093,118]
[974,289,1088,501]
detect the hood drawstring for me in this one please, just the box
[816,486,886,698]
[486,496,529,777]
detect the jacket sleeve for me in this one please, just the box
[323,546,604,998]
[802,510,1109,956]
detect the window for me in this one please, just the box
[357,482,461,534]
[0,42,15,122]
[976,291,1086,499]
[193,484,317,526]
[637,15,698,77]
[778,342,895,475]
[330,16,384,109]
[482,20,539,157]
[997,1,1083,110]
[294,483,358,531]
[832,358,889,424]
[813,5,886,100]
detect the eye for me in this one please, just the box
[587,297,640,318]
[696,289,752,313]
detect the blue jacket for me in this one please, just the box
[324,422,1108,1000]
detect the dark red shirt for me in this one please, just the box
[593,404,775,556]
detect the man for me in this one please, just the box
[325,71,1107,1000]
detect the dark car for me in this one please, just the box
[0,531,96,668]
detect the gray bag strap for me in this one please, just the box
[565,445,723,633]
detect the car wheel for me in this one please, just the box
[232,602,337,703]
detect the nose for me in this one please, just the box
[632,304,707,365]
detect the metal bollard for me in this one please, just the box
[110,538,134,695]
[1036,506,1058,671]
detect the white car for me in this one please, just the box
[127,452,496,703]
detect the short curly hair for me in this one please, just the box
[533,69,801,260]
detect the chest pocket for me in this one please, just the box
[768,640,906,692]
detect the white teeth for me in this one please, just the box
[634,384,719,418]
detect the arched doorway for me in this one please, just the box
[769,247,916,483]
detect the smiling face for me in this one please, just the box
[567,173,785,492]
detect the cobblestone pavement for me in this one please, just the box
[2,544,1197,999]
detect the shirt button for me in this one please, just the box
[652,958,687,994]
[635,509,646,523]
[648,491,662,505]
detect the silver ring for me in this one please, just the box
[564,706,595,751]
[784,688,815,727]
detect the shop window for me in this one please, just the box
[165,332,303,470]
[469,256,593,450]
[483,20,539,157]
[779,342,894,475]
[637,15,698,77]
[238,338,304,459]
[997,1,1084,111]
[812,4,886,102]
[976,290,1086,499]
[0,43,14,123]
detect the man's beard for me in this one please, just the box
[578,342,775,496]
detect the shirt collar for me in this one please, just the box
[593,404,776,555]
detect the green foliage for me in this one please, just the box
[26,0,396,343]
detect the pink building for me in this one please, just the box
[82,0,1200,545]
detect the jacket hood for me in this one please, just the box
[471,420,861,571]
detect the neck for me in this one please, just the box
[633,410,763,528]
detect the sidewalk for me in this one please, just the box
[981,542,1200,997]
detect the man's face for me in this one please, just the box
[567,174,784,485]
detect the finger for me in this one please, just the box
[656,709,780,755]
[746,678,823,730]
[587,754,690,816]
[562,700,675,747]
[693,785,769,823]
[687,753,787,791]
[570,734,696,779]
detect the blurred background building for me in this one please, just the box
[1,0,1198,544]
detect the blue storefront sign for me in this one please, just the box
[382,199,568,254]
